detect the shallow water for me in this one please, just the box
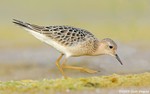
[0,42,149,81]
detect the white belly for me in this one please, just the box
[25,29,72,57]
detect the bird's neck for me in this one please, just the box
[92,42,106,56]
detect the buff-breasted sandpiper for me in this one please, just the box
[13,19,123,78]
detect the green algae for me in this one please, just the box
[0,72,150,93]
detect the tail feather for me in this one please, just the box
[12,19,33,30]
[12,19,44,31]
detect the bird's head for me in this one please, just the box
[96,38,123,65]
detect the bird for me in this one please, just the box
[12,19,123,78]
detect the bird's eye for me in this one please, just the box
[109,46,113,49]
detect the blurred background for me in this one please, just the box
[0,0,150,81]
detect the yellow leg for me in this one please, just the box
[55,54,67,78]
[61,58,99,74]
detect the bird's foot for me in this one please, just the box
[62,64,99,74]
[79,68,99,74]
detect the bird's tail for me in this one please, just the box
[12,19,33,30]
[12,19,44,31]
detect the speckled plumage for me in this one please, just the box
[13,19,123,78]
[13,19,99,57]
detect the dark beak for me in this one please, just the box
[115,54,123,65]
